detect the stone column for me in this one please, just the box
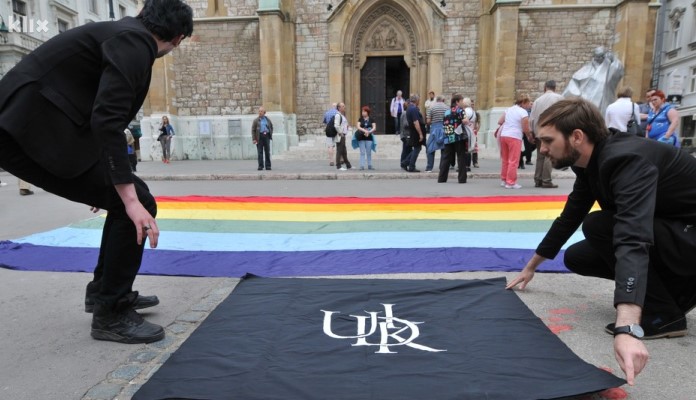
[490,0,522,107]
[257,0,296,114]
[427,50,444,96]
[613,0,660,95]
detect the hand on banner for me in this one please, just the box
[614,334,649,386]
[506,253,546,290]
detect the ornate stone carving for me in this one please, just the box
[366,22,404,51]
[669,7,686,27]
[353,5,417,69]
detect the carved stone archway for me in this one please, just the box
[328,0,445,123]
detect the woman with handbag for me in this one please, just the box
[158,115,175,163]
[646,90,680,147]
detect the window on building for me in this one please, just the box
[88,0,98,14]
[673,20,681,49]
[119,5,126,18]
[691,67,696,93]
[669,7,687,50]
[58,19,69,33]
[12,0,27,31]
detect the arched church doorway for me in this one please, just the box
[360,56,410,135]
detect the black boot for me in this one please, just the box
[91,296,164,344]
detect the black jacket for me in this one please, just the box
[536,133,696,306]
[0,17,157,183]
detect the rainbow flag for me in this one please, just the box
[0,195,584,277]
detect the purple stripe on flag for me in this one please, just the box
[0,240,568,277]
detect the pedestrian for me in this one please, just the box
[158,115,175,163]
[646,90,680,146]
[497,94,533,189]
[529,80,563,188]
[605,86,641,134]
[390,90,405,135]
[425,94,448,172]
[403,94,425,173]
[355,105,376,170]
[251,106,273,170]
[506,97,696,386]
[323,102,338,166]
[438,94,468,183]
[125,128,138,172]
[334,102,352,170]
[0,0,194,344]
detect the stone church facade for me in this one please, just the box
[139,0,659,161]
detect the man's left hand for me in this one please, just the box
[614,334,649,386]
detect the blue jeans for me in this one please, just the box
[407,143,422,170]
[358,140,373,168]
[426,150,437,171]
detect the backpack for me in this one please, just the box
[325,114,342,137]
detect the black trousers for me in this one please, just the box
[564,210,696,318]
[438,141,467,183]
[0,130,157,309]
[256,134,271,169]
[519,135,536,166]
[335,136,351,168]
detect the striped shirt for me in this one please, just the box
[427,102,449,124]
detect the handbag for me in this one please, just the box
[626,102,643,137]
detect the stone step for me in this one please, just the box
[276,134,405,160]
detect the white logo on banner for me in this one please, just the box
[321,303,447,354]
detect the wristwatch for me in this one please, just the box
[613,324,644,339]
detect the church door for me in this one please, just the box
[360,56,409,134]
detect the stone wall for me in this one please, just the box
[185,0,259,18]
[440,2,480,99]
[515,8,616,101]
[174,20,262,117]
[294,0,332,136]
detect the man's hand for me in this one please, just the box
[506,266,535,290]
[114,183,159,248]
[614,334,648,386]
[506,253,546,290]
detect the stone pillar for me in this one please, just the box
[613,0,660,95]
[427,50,443,96]
[257,0,296,113]
[490,0,522,106]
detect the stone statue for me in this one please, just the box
[562,46,624,115]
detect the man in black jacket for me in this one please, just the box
[0,0,193,344]
[507,98,696,386]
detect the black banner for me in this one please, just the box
[134,276,624,400]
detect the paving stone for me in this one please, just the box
[110,364,145,381]
[128,350,159,364]
[146,335,177,350]
[167,322,192,335]
[176,311,207,323]
[83,383,123,400]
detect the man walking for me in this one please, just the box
[529,80,563,188]
[252,106,273,170]
[507,98,696,386]
[334,102,352,170]
[0,0,194,344]
[403,94,425,172]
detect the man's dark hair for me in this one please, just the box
[538,98,609,144]
[137,0,194,41]
[544,80,556,91]
[450,94,463,108]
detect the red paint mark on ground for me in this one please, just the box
[549,308,576,315]
[548,316,565,323]
[548,324,573,334]
[597,387,628,399]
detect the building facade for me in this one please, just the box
[1,0,663,161]
[653,0,696,146]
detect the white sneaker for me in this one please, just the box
[500,180,506,187]
[505,183,522,189]
[339,167,347,171]
[0,182,7,187]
